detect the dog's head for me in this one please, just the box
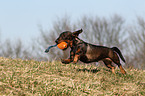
[55,29,83,50]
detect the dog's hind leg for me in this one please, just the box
[103,59,115,74]
[109,52,126,74]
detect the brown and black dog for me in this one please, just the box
[55,29,126,74]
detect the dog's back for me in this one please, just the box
[80,43,111,63]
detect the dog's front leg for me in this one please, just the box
[73,54,80,64]
[73,46,83,64]
[63,54,80,64]
[61,50,74,64]
[61,59,72,64]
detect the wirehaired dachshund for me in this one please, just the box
[55,29,126,74]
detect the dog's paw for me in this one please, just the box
[61,59,70,64]
[73,61,77,64]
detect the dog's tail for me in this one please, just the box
[111,47,126,63]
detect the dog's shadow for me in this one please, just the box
[76,68,100,73]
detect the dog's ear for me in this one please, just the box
[72,29,83,37]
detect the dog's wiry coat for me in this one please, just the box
[55,29,126,74]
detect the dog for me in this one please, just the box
[55,29,126,74]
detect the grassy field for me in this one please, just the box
[0,57,145,96]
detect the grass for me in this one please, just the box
[0,57,145,95]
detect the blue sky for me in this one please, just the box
[0,0,145,45]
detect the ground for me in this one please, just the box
[0,57,145,95]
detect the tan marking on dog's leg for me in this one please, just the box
[73,55,79,64]
[103,59,116,74]
[107,64,115,74]
[61,59,72,64]
[112,67,115,74]
[119,65,126,74]
[109,52,126,74]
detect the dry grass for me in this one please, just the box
[0,57,145,95]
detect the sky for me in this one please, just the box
[0,0,145,45]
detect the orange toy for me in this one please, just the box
[57,42,68,49]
